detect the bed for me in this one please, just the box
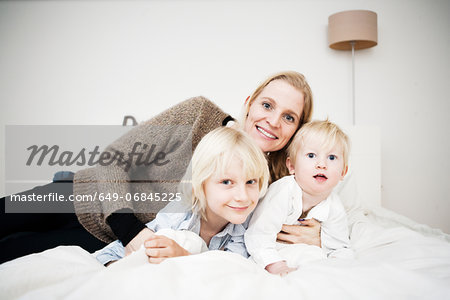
[1,126,449,300]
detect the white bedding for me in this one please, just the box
[1,127,450,299]
[1,204,449,300]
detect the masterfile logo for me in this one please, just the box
[5,125,192,196]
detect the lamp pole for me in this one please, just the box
[351,41,355,125]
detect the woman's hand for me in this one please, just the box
[124,228,155,256]
[276,218,321,247]
[144,235,190,264]
[265,261,297,276]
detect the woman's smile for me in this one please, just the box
[256,125,278,140]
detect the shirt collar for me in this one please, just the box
[307,195,331,222]
[182,211,247,238]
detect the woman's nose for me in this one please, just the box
[266,112,281,128]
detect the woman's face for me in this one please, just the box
[244,80,305,153]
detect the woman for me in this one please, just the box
[0,71,320,262]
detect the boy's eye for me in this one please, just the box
[221,180,232,185]
[246,179,258,185]
[328,155,337,161]
[307,153,316,158]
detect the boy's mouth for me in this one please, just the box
[313,174,328,182]
[227,205,249,211]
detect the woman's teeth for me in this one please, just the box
[257,126,276,139]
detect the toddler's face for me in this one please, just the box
[287,138,347,199]
[203,158,260,227]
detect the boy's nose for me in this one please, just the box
[316,160,327,169]
[234,184,249,202]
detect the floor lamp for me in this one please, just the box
[328,10,378,125]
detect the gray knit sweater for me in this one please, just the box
[73,96,229,243]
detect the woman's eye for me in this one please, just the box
[307,153,316,158]
[284,114,295,123]
[262,102,271,110]
[246,179,258,185]
[221,180,232,185]
[328,155,337,161]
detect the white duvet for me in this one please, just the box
[1,204,450,300]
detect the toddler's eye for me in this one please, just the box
[328,155,337,161]
[246,179,258,185]
[307,153,316,158]
[221,180,232,185]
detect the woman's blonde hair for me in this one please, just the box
[182,127,269,220]
[241,71,314,182]
[287,119,350,170]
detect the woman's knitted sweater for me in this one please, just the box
[73,96,230,243]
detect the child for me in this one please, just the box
[96,127,270,266]
[245,120,354,276]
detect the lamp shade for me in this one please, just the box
[328,10,378,50]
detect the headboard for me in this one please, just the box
[336,126,381,209]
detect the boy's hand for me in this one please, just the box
[124,228,155,256]
[265,261,297,276]
[144,235,190,264]
[277,218,321,247]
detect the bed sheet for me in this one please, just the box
[1,205,449,300]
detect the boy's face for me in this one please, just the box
[286,137,347,199]
[203,158,260,227]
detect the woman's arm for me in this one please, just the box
[276,218,322,247]
[106,209,148,248]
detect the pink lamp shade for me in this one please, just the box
[328,10,378,50]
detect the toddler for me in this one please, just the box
[245,120,353,276]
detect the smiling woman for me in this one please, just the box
[242,71,313,183]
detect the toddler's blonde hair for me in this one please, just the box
[287,120,350,170]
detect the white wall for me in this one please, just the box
[1,0,449,232]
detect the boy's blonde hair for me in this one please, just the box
[184,127,269,220]
[287,120,350,170]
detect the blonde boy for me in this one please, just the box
[96,127,269,265]
[245,120,354,276]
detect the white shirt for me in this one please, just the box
[245,175,353,268]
